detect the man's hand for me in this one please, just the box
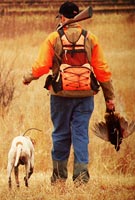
[106,99,115,113]
[23,77,31,85]
[23,72,38,85]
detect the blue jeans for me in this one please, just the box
[50,95,94,164]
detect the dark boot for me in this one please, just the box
[51,160,68,184]
[73,163,90,186]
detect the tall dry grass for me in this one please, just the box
[0,12,135,200]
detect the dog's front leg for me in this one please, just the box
[14,166,19,187]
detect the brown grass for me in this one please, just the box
[0,12,135,200]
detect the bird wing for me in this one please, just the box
[92,121,109,141]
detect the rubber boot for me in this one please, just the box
[51,160,68,184]
[73,163,90,186]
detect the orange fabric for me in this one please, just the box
[89,33,111,82]
[32,32,58,77]
[60,65,91,91]
[32,25,111,83]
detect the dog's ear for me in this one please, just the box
[30,138,36,146]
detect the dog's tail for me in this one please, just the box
[23,128,42,136]
[14,143,22,167]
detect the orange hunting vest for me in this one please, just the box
[50,28,99,94]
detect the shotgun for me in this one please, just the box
[57,6,93,30]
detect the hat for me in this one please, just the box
[58,1,79,19]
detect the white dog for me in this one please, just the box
[7,135,34,188]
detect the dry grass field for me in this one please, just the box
[0,11,135,200]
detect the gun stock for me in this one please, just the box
[57,6,93,30]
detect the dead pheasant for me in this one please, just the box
[92,112,135,151]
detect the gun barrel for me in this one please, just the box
[74,6,93,22]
